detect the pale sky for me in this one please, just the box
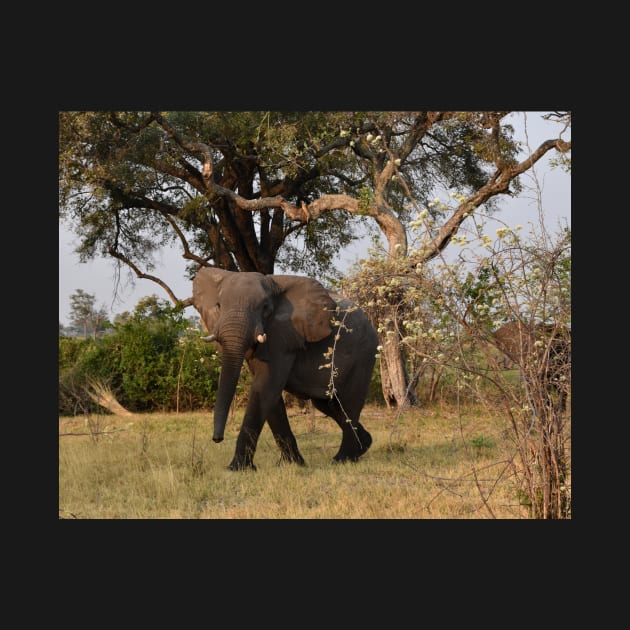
[58,112,571,326]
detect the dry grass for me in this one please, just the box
[85,378,134,417]
[59,403,569,519]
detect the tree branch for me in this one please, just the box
[107,246,193,308]
[110,115,570,311]
[108,112,158,132]
[417,137,572,262]
[153,112,286,210]
[157,211,209,268]
[278,194,408,255]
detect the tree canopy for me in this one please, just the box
[59,111,571,303]
[68,289,110,339]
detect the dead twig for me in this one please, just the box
[59,428,128,437]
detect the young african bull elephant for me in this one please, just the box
[192,268,379,470]
[492,320,571,413]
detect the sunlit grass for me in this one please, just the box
[59,403,567,519]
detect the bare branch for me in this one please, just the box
[157,211,210,268]
[107,246,193,308]
[416,138,572,262]
[278,199,311,222]
[279,194,408,255]
[59,429,128,437]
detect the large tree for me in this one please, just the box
[59,111,571,406]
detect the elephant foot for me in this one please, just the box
[332,428,372,463]
[277,452,306,466]
[228,458,257,471]
[332,454,360,464]
[357,429,373,455]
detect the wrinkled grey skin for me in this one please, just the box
[192,268,378,470]
[492,321,571,412]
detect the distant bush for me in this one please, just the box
[59,306,223,415]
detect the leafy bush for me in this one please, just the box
[59,299,223,415]
[59,337,97,415]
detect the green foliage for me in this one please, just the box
[59,337,98,415]
[469,434,495,450]
[59,300,223,415]
[277,213,359,278]
[59,110,528,282]
[549,154,571,173]
[357,186,374,212]
[111,318,179,410]
[59,337,87,371]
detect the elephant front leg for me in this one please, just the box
[228,425,261,471]
[228,394,266,471]
[267,398,306,466]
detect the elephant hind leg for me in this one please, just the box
[311,398,372,463]
[267,398,306,466]
[333,423,372,463]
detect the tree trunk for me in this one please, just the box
[378,329,418,409]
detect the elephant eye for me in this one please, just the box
[261,301,272,318]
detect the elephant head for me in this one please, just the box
[492,320,571,368]
[491,320,571,411]
[192,268,337,443]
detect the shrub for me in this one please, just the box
[59,309,223,415]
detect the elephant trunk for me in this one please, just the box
[213,347,246,442]
[212,319,265,442]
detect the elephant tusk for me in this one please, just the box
[201,334,216,342]
[257,333,267,343]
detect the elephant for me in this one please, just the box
[491,320,571,412]
[192,268,379,470]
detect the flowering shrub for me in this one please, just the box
[342,195,571,518]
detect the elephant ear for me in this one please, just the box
[270,275,336,342]
[192,267,231,336]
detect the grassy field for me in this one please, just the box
[59,402,568,519]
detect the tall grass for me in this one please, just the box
[59,403,568,519]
